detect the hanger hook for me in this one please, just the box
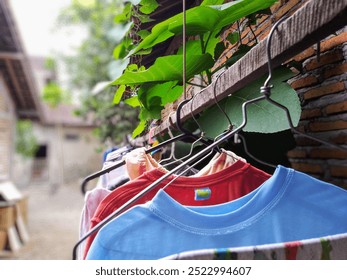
[190,91,204,134]
[176,90,205,136]
[261,16,288,95]
[176,98,192,135]
[213,69,233,131]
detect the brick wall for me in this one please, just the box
[236,0,347,188]
[287,27,347,188]
[159,0,347,188]
[214,0,347,188]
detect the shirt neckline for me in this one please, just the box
[144,159,252,187]
[149,165,292,235]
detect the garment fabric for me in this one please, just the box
[84,160,271,259]
[193,149,246,177]
[78,188,110,259]
[99,146,133,190]
[86,166,347,260]
[162,232,347,260]
[125,147,167,180]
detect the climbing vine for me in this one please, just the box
[111,0,277,137]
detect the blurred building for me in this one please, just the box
[0,0,102,189]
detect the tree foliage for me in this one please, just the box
[112,0,277,137]
[56,0,138,144]
[15,120,39,158]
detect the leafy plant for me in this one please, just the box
[42,82,69,108]
[112,0,277,137]
[15,120,39,158]
[55,0,139,144]
[198,67,301,137]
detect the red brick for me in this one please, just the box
[331,134,347,144]
[309,120,347,132]
[291,162,324,174]
[287,149,307,158]
[290,76,318,90]
[325,101,347,115]
[309,148,347,159]
[295,136,323,146]
[323,63,347,79]
[305,50,344,71]
[300,108,322,120]
[241,27,251,41]
[257,14,270,25]
[291,47,315,62]
[270,1,283,13]
[253,20,271,37]
[321,32,347,52]
[330,166,347,178]
[303,82,345,100]
[258,32,268,42]
[274,0,302,20]
[296,125,306,133]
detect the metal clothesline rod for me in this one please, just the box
[183,0,187,100]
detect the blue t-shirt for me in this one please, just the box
[87,165,347,260]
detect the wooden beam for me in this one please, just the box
[17,109,40,118]
[0,52,24,60]
[20,57,45,122]
[4,59,27,109]
[148,0,347,140]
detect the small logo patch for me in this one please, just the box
[195,187,211,200]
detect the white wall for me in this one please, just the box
[31,123,102,187]
[0,75,16,182]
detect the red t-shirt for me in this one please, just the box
[83,160,271,258]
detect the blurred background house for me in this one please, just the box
[0,0,102,191]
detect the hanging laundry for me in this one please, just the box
[125,147,167,180]
[83,159,271,259]
[86,166,347,260]
[78,187,111,259]
[162,232,347,260]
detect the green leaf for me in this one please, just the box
[227,32,240,44]
[137,14,155,23]
[124,96,141,107]
[201,0,225,5]
[139,107,151,121]
[132,120,147,138]
[139,81,183,108]
[214,41,225,60]
[113,85,126,104]
[137,29,151,39]
[224,44,252,67]
[139,0,159,14]
[199,67,301,137]
[212,44,252,74]
[176,40,202,55]
[204,29,221,57]
[131,0,276,55]
[136,48,153,55]
[127,64,139,71]
[114,2,132,24]
[216,0,276,30]
[113,53,214,85]
[113,43,127,60]
[168,6,220,35]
